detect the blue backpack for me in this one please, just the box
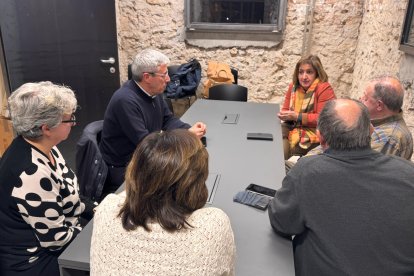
[165,59,201,99]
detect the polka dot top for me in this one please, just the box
[0,135,84,274]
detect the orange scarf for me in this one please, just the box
[288,79,320,149]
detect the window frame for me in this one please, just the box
[184,0,287,47]
[400,0,414,55]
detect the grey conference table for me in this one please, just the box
[58,99,294,276]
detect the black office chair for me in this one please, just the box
[167,64,180,75]
[127,64,133,81]
[76,120,108,202]
[208,84,248,102]
[231,67,238,84]
[163,65,182,112]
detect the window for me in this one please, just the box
[185,0,287,48]
[400,0,414,55]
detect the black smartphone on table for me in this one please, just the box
[246,133,273,141]
[246,183,276,197]
[233,184,276,210]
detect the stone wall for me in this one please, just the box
[350,0,408,99]
[310,0,363,98]
[116,0,414,159]
[350,0,414,161]
[115,0,363,103]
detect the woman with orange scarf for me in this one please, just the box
[278,55,336,159]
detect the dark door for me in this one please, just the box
[0,0,120,168]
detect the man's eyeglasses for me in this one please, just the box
[146,71,169,78]
[61,114,77,126]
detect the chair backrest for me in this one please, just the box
[163,96,174,113]
[208,84,248,102]
[160,65,179,113]
[168,65,180,76]
[128,64,132,80]
[230,67,238,84]
[76,120,108,201]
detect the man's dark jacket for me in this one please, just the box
[100,80,190,167]
[269,148,414,275]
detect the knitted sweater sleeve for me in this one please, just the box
[193,207,236,275]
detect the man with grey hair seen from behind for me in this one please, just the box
[100,49,206,195]
[269,98,414,275]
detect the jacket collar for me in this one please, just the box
[371,110,403,127]
[126,80,155,100]
[324,147,378,158]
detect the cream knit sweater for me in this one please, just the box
[90,194,236,276]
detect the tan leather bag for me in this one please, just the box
[203,61,234,98]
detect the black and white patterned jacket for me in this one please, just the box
[0,136,84,275]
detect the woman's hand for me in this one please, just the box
[277,110,298,122]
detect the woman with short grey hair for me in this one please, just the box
[8,81,77,138]
[0,82,88,276]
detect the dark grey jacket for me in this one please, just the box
[269,148,414,276]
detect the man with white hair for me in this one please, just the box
[100,49,206,194]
